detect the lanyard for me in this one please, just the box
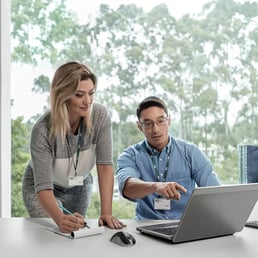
[150,146,172,182]
[66,118,83,176]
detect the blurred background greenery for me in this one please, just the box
[10,0,258,218]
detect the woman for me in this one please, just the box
[22,61,125,233]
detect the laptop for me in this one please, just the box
[136,183,258,244]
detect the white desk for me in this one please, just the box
[2,203,258,258]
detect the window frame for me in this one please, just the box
[0,0,11,217]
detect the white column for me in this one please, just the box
[0,0,11,217]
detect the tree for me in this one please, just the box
[11,117,30,216]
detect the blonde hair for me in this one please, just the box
[49,61,97,140]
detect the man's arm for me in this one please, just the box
[123,178,187,200]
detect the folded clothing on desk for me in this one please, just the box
[48,226,105,239]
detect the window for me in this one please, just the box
[1,0,258,217]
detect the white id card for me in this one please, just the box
[154,198,171,210]
[69,176,83,186]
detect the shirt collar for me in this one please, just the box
[144,135,171,155]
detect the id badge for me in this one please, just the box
[69,175,83,186]
[154,198,171,210]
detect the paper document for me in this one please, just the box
[48,226,105,239]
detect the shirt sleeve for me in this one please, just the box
[93,104,113,165]
[116,146,141,197]
[185,143,220,186]
[30,121,54,192]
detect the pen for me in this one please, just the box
[58,204,90,228]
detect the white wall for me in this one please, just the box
[0,0,11,217]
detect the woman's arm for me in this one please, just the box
[37,189,85,233]
[97,164,114,216]
[97,164,125,229]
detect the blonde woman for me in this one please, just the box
[22,61,125,233]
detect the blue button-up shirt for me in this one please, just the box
[116,135,220,220]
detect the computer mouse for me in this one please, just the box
[110,231,136,247]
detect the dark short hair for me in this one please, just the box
[136,96,168,120]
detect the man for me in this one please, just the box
[116,96,220,220]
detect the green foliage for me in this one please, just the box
[86,192,101,218]
[86,192,135,219]
[11,117,30,216]
[32,75,50,94]
[11,0,83,65]
[112,199,135,219]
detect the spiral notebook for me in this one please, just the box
[137,183,258,244]
[48,226,105,239]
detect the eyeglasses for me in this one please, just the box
[139,116,168,130]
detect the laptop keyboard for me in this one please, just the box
[245,220,258,229]
[154,226,178,236]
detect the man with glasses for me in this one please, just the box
[116,96,220,220]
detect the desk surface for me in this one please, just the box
[2,203,258,258]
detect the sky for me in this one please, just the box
[11,0,211,120]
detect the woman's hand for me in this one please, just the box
[98,215,126,229]
[58,212,85,233]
